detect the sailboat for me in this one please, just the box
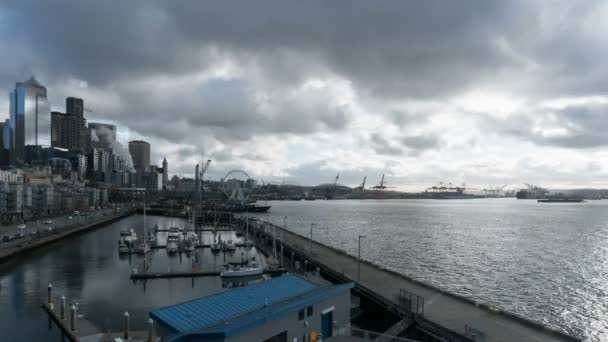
[136,200,150,255]
[180,209,196,253]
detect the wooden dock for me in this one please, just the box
[42,302,155,341]
[130,268,288,280]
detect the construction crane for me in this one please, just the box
[354,176,367,192]
[371,174,396,191]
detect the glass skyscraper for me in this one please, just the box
[9,77,51,165]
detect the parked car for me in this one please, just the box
[2,235,13,242]
[44,220,53,225]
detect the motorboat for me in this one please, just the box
[166,236,179,254]
[220,260,264,278]
[211,243,222,253]
[118,239,130,254]
[180,238,195,253]
[136,241,150,255]
[224,240,236,252]
[120,229,137,246]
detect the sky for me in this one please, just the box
[1,1,608,190]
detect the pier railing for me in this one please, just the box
[334,324,421,342]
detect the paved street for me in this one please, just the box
[0,206,134,252]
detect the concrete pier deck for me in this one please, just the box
[250,219,580,342]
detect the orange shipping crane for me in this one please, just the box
[371,174,396,191]
[354,176,367,192]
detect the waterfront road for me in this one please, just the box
[0,207,134,255]
[253,219,578,342]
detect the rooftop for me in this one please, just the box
[150,274,353,339]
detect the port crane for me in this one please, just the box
[325,173,340,199]
[482,184,507,197]
[371,174,396,191]
[354,176,367,192]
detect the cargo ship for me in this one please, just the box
[515,184,549,199]
[423,183,476,199]
[538,198,585,203]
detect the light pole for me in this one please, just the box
[283,216,287,228]
[358,235,366,283]
[310,223,315,255]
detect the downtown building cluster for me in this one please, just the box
[0,77,168,221]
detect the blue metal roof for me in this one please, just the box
[184,282,353,339]
[150,274,319,334]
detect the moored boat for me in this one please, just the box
[220,260,263,278]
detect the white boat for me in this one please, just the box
[136,241,150,255]
[211,243,222,253]
[120,229,137,246]
[166,236,179,254]
[225,240,236,252]
[220,261,264,278]
[118,239,130,254]
[180,239,195,253]
[136,203,150,255]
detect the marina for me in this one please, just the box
[0,199,604,341]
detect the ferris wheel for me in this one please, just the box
[222,169,252,201]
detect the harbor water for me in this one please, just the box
[0,200,606,341]
[253,198,608,342]
[0,215,262,341]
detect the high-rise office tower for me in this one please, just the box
[66,97,84,117]
[162,157,168,185]
[9,77,51,165]
[128,140,150,172]
[50,97,89,151]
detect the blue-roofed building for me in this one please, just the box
[150,274,353,342]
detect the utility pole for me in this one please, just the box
[358,235,366,283]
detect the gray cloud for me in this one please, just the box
[1,1,608,188]
[480,103,608,148]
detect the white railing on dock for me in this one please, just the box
[334,325,421,342]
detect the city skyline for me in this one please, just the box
[2,2,608,190]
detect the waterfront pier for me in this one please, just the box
[245,217,581,342]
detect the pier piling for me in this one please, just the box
[70,305,76,331]
[147,318,155,341]
[123,311,130,339]
[47,284,53,306]
[60,296,66,320]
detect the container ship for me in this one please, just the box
[423,182,476,199]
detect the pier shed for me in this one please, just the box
[150,274,353,342]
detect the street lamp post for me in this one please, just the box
[358,235,366,283]
[310,223,315,255]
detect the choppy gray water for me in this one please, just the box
[253,198,608,341]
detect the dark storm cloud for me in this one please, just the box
[1,0,574,95]
[1,0,607,158]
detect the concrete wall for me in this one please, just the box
[227,288,351,342]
